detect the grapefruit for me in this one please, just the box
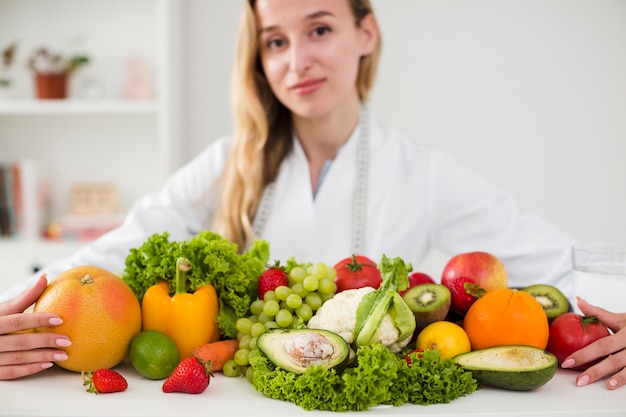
[34,265,141,372]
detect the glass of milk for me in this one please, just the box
[571,243,626,314]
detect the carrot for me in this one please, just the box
[191,339,239,371]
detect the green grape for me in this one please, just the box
[250,299,265,315]
[275,308,293,327]
[248,349,259,362]
[262,299,280,317]
[257,312,271,324]
[303,275,319,292]
[246,365,255,383]
[236,317,254,334]
[311,262,329,279]
[291,283,308,298]
[250,322,267,337]
[239,334,252,349]
[248,336,258,350]
[234,348,250,366]
[327,265,337,280]
[279,300,290,310]
[296,303,313,322]
[286,293,303,309]
[320,292,335,303]
[274,285,292,301]
[265,320,278,330]
[305,292,323,311]
[222,359,243,377]
[263,290,277,301]
[317,278,336,294]
[289,266,307,284]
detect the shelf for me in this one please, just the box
[0,99,159,115]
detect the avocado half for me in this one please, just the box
[257,328,350,374]
[451,345,557,391]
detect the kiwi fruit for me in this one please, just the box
[402,283,451,328]
[521,284,570,322]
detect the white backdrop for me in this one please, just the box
[180,0,626,272]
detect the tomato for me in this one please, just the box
[333,255,382,292]
[546,312,611,371]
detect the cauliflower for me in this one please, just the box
[308,287,413,353]
[308,287,371,343]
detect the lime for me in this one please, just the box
[129,330,180,380]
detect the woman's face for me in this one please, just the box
[255,0,377,120]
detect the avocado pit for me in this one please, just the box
[257,329,350,374]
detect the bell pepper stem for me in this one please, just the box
[175,257,193,295]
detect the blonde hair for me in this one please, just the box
[210,0,382,250]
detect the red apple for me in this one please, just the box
[441,251,508,293]
[399,272,435,296]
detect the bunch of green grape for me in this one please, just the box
[222,261,337,380]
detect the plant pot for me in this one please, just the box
[35,72,68,99]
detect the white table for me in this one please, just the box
[1,361,624,417]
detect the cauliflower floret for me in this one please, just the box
[307,287,411,353]
[374,315,412,353]
[308,287,373,344]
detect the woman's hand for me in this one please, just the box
[0,275,71,380]
[561,297,626,390]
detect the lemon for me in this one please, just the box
[415,321,471,360]
[129,330,180,380]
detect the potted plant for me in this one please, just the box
[0,42,17,99]
[28,47,89,99]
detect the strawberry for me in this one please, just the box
[447,276,485,316]
[162,357,212,394]
[257,264,289,300]
[82,369,128,394]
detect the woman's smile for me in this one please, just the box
[290,77,326,95]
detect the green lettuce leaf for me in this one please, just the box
[250,343,477,412]
[122,231,269,338]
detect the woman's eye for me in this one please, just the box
[312,25,331,37]
[265,38,285,49]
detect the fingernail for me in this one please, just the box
[40,362,53,370]
[48,317,63,326]
[609,378,619,387]
[56,338,72,347]
[577,374,590,387]
[53,352,68,361]
[561,358,575,368]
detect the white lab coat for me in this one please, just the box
[0,114,576,302]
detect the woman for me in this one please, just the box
[1,0,624,389]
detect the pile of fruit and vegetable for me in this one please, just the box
[32,231,612,409]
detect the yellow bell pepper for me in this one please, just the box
[142,258,220,359]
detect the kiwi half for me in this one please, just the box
[402,283,451,328]
[522,284,570,322]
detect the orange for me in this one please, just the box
[416,321,471,360]
[34,265,141,372]
[463,288,549,350]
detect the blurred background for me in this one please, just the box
[0,0,624,281]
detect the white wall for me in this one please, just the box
[180,1,626,268]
